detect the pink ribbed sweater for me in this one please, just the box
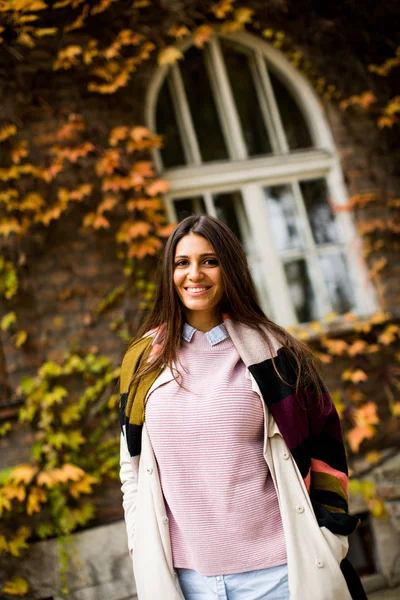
[145,329,287,576]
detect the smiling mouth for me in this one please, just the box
[184,286,211,294]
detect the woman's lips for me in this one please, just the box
[184,286,211,296]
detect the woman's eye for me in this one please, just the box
[175,260,188,268]
[204,258,219,266]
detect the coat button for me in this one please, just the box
[315,559,324,568]
[295,504,304,513]
[146,467,153,474]
[281,451,290,460]
[162,516,169,524]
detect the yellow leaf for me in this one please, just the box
[379,324,399,345]
[14,330,27,348]
[168,24,190,39]
[210,0,234,19]
[0,124,17,143]
[10,464,38,485]
[14,0,47,11]
[2,483,26,502]
[27,486,47,515]
[365,451,380,464]
[0,493,12,516]
[69,474,98,498]
[34,27,58,37]
[234,7,254,23]
[7,527,31,557]
[1,311,16,331]
[2,577,29,596]
[368,498,386,518]
[157,46,184,66]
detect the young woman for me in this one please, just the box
[119,215,366,600]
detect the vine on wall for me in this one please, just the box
[0,0,399,596]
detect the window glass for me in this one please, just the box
[156,76,186,168]
[263,185,304,252]
[268,68,313,150]
[300,179,340,245]
[174,197,206,221]
[213,191,244,243]
[319,252,354,315]
[180,46,229,163]
[221,41,272,156]
[284,259,318,323]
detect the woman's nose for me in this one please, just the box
[188,264,203,280]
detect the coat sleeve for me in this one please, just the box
[119,430,140,557]
[306,383,360,536]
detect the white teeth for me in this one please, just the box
[186,287,209,292]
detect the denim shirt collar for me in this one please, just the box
[182,322,229,346]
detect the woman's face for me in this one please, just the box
[173,233,225,325]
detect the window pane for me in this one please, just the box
[212,191,244,243]
[263,185,304,252]
[179,46,229,163]
[268,68,313,150]
[221,41,272,156]
[284,260,318,323]
[319,252,354,315]
[300,179,340,245]
[174,197,206,221]
[156,75,186,168]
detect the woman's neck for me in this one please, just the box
[184,311,221,332]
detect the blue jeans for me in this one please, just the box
[176,563,289,600]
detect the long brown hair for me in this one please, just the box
[131,215,323,400]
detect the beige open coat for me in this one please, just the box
[119,366,352,600]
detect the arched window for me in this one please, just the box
[147,33,376,326]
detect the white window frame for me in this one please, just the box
[145,31,377,327]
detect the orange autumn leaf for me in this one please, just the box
[354,402,379,427]
[347,340,367,356]
[119,220,152,240]
[11,140,28,164]
[348,425,375,452]
[96,149,120,176]
[340,91,377,111]
[109,126,129,146]
[379,324,399,345]
[322,338,348,355]
[0,124,17,143]
[51,464,85,483]
[83,213,110,229]
[342,369,368,383]
[193,25,214,48]
[146,179,169,196]
[129,126,150,142]
[127,198,163,211]
[97,195,118,213]
[157,224,175,237]
[132,161,154,177]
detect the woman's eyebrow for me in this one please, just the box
[175,253,217,259]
